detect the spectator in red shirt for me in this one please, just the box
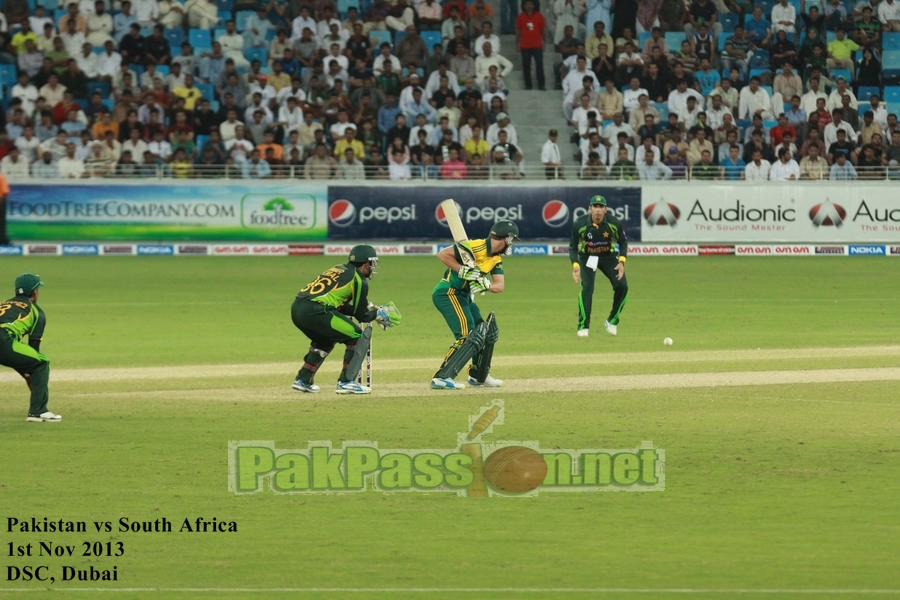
[769,113,796,146]
[439,147,468,178]
[442,0,467,19]
[516,0,546,90]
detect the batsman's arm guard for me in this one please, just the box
[474,312,498,383]
[434,320,488,380]
[343,325,373,382]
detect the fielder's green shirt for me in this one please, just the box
[296,263,374,321]
[568,213,628,264]
[0,295,45,351]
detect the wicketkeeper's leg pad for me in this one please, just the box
[435,320,488,380]
[297,342,335,382]
[340,325,372,382]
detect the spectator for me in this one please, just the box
[305,143,336,178]
[609,146,638,179]
[387,149,411,179]
[746,6,773,48]
[516,0,546,90]
[663,144,687,178]
[771,0,797,35]
[829,151,858,178]
[744,148,772,180]
[170,148,193,178]
[769,147,800,179]
[582,150,607,179]
[58,142,84,178]
[158,0,186,30]
[418,0,442,30]
[878,0,900,31]
[800,142,828,178]
[856,143,882,177]
[113,1,137,43]
[489,146,518,178]
[32,150,59,178]
[475,41,514,83]
[721,25,751,79]
[541,129,564,178]
[241,149,271,178]
[690,149,718,179]
[85,141,113,176]
[853,6,880,49]
[638,148,673,180]
[739,76,773,120]
[720,143,746,179]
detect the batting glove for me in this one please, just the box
[457,265,482,282]
[470,276,491,294]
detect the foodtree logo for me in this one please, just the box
[809,199,846,227]
[242,194,316,228]
[643,200,681,227]
[228,401,664,497]
[329,199,356,227]
[542,200,570,227]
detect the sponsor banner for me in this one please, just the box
[815,245,846,255]
[735,245,814,255]
[136,245,174,255]
[8,184,328,241]
[403,245,436,255]
[27,245,60,255]
[699,245,735,255]
[289,244,325,255]
[629,244,698,255]
[848,245,886,255]
[551,245,569,255]
[102,245,134,255]
[62,244,99,255]
[327,186,642,241]
[890,246,900,255]
[512,244,549,256]
[0,245,24,255]
[177,245,209,255]
[641,184,900,243]
[324,244,404,256]
[250,245,289,255]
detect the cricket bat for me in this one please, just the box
[440,199,475,268]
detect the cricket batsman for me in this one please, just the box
[430,220,518,390]
[0,274,59,422]
[291,245,400,394]
[570,195,628,337]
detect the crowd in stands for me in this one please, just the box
[0,0,533,179]
[552,0,900,180]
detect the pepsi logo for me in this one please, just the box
[809,201,846,227]
[329,200,356,227]
[643,201,680,226]
[542,200,569,227]
[435,201,461,227]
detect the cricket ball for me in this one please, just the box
[483,446,547,494]
[664,337,673,346]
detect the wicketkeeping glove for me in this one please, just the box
[457,265,482,282]
[375,301,402,330]
[470,275,491,294]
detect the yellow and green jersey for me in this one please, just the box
[0,296,46,351]
[296,263,375,322]
[438,238,504,293]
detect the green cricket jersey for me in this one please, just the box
[568,213,628,264]
[437,239,504,293]
[296,263,377,322]
[0,295,46,351]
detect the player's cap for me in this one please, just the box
[489,220,519,240]
[15,273,44,296]
[589,195,607,206]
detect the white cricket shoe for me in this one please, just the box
[605,321,617,336]
[431,377,465,390]
[577,329,589,337]
[26,411,62,422]
[467,374,503,387]
[336,381,371,394]
[292,379,321,393]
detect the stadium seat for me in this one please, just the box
[760,85,773,98]
[196,134,210,149]
[857,85,880,101]
[756,0,775,15]
[718,35,728,51]
[74,98,88,110]
[369,30,392,47]
[638,31,651,48]
[826,30,836,44]
[884,85,900,107]
[92,45,104,54]
[421,30,442,54]
[54,9,66,22]
[220,10,232,23]
[38,0,57,8]
[236,9,255,30]
[245,47,267,64]
[394,30,406,45]
[749,67,768,80]
[654,101,669,120]
[884,32,900,50]
[720,13,738,32]
[338,0,360,17]
[189,28,212,48]
[830,68,851,82]
[156,65,170,77]
[209,99,220,111]
[197,83,214,99]
[140,26,154,37]
[215,0,234,11]
[213,27,227,41]
[165,28,185,47]
[881,49,900,78]
[0,65,16,88]
[88,81,111,98]
[664,31,685,50]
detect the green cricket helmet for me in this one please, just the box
[489,220,519,255]
[348,244,378,277]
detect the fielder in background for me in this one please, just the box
[569,195,629,337]
[0,274,58,422]
[430,220,519,390]
[291,245,400,395]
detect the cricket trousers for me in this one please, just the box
[0,331,50,415]
[577,256,628,331]
[291,299,362,384]
[432,282,485,379]
[520,48,545,88]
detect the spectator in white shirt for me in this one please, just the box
[15,126,41,163]
[825,77,858,112]
[638,150,673,180]
[602,112,635,146]
[744,148,772,180]
[474,42,514,82]
[541,129,564,178]
[97,40,123,81]
[132,0,160,27]
[58,143,86,178]
[668,79,704,116]
[769,147,800,180]
[739,76,774,120]
[635,135,662,166]
[824,109,859,148]
[561,55,599,100]
[1,148,31,179]
[878,0,900,31]
[11,73,39,116]
[771,0,796,34]
[474,21,501,56]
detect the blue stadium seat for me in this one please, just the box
[74,98,88,110]
[718,35,728,51]
[197,83,214,99]
[92,45,104,54]
[664,31,686,51]
[38,0,57,9]
[654,101,669,120]
[884,85,900,107]
[760,85,773,97]
[881,49,900,78]
[826,30,836,43]
[638,31,651,48]
[88,81,111,98]
[884,32,900,50]
[213,27,227,41]
[830,68,851,82]
[857,85,880,101]
[245,47,267,64]
[54,8,67,22]
[756,0,775,15]
[338,0,360,17]
[394,30,406,45]
[189,28,212,48]
[421,30,442,54]
[208,99,220,111]
[748,67,768,80]
[219,10,233,23]
[156,65,170,77]
[165,28,185,47]
[0,64,16,88]
[215,0,234,11]
[132,64,145,77]
[196,134,210,149]
[235,10,255,30]
[720,13,738,32]
[27,0,36,10]
[369,29,392,48]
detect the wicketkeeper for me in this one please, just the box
[0,273,59,422]
[431,220,518,390]
[291,245,400,395]
[569,195,628,337]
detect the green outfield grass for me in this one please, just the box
[1,256,899,599]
